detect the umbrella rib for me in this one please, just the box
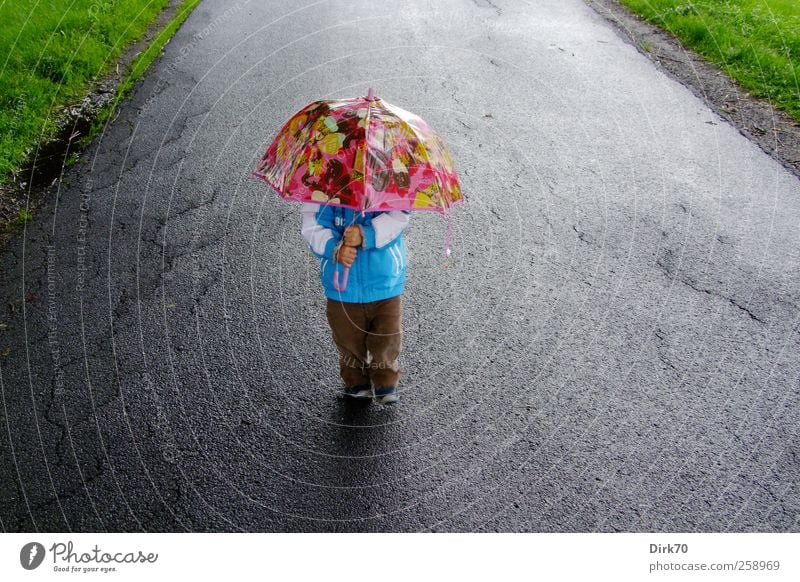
[361,93,372,213]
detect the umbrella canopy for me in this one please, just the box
[251,88,462,213]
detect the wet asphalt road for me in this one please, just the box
[1,0,799,532]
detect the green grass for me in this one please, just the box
[621,0,800,121]
[16,208,33,223]
[0,0,191,184]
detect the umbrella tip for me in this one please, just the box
[366,87,376,101]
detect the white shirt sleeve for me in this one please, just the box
[366,210,410,248]
[300,203,335,257]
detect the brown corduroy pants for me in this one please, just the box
[325,295,402,388]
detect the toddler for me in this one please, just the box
[301,202,409,404]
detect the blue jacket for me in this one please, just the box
[301,203,410,303]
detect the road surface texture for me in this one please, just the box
[1,0,798,532]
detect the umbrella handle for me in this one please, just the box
[333,265,350,292]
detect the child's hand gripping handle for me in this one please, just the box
[333,265,350,292]
[333,226,362,292]
[333,241,356,292]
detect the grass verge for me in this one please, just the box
[620,0,800,122]
[87,0,202,142]
[0,0,199,185]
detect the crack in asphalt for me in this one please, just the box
[572,224,597,245]
[163,184,222,226]
[19,450,106,531]
[656,248,766,324]
[471,0,502,17]
[651,327,681,376]
[160,105,213,151]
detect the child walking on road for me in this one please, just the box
[301,202,409,405]
[252,90,460,405]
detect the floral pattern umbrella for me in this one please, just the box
[251,88,463,213]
